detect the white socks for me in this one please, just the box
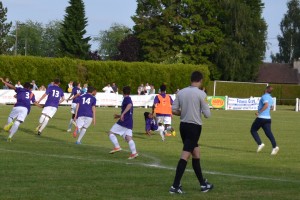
[77,128,86,143]
[109,134,120,148]
[39,115,50,132]
[8,120,21,138]
[128,140,137,154]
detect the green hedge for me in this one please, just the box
[0,56,210,94]
[206,81,300,105]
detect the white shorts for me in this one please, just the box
[9,107,28,122]
[71,103,77,114]
[156,116,172,125]
[76,116,93,129]
[110,123,132,139]
[42,106,57,118]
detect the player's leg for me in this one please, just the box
[76,117,92,144]
[8,120,22,140]
[124,133,138,159]
[156,125,165,141]
[4,108,18,131]
[164,116,176,136]
[261,119,279,155]
[108,124,122,153]
[7,107,27,141]
[250,118,265,152]
[67,103,77,132]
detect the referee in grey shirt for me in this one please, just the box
[169,71,213,194]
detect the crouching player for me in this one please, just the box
[74,86,97,144]
[1,78,42,141]
[108,86,138,159]
[36,78,65,135]
[144,112,165,141]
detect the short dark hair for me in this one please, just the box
[160,84,166,92]
[73,82,78,87]
[24,82,31,89]
[144,112,150,121]
[54,78,60,84]
[123,86,131,95]
[87,86,95,93]
[191,71,203,82]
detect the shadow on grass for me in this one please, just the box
[201,144,253,153]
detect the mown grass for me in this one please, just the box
[0,105,299,200]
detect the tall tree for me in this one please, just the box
[0,1,12,54]
[94,23,131,60]
[59,0,90,59]
[272,0,300,63]
[132,0,223,65]
[41,20,62,57]
[212,0,267,81]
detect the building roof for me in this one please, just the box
[257,63,299,84]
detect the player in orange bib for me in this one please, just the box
[152,84,176,137]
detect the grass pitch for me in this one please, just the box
[0,105,299,200]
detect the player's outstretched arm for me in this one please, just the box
[38,93,48,104]
[33,102,44,108]
[0,78,16,90]
[59,96,65,104]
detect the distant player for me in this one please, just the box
[250,86,279,155]
[74,86,97,144]
[1,78,42,141]
[144,112,165,141]
[35,78,65,135]
[66,82,81,134]
[152,84,176,137]
[108,86,138,159]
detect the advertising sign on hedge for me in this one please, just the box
[207,96,226,109]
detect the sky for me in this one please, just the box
[2,0,289,62]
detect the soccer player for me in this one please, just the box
[250,86,279,155]
[144,112,165,141]
[74,86,97,144]
[1,78,42,141]
[108,86,138,159]
[35,78,65,135]
[66,82,81,134]
[152,84,176,137]
[169,71,213,194]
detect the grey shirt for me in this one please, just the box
[172,86,211,125]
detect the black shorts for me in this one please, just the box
[180,122,202,153]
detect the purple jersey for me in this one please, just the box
[77,93,96,118]
[145,118,158,131]
[44,85,64,108]
[71,87,81,103]
[153,93,173,117]
[14,88,36,114]
[117,96,133,129]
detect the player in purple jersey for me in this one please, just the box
[144,112,165,141]
[0,78,42,141]
[74,86,97,144]
[108,86,138,159]
[66,82,81,133]
[35,79,65,135]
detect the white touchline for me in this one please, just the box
[1,148,299,184]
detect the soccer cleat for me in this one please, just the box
[73,127,78,138]
[67,128,72,132]
[201,180,214,192]
[165,133,172,137]
[109,147,122,154]
[257,143,265,153]
[169,185,185,194]
[172,130,176,136]
[128,153,139,159]
[75,141,81,145]
[7,137,12,142]
[3,122,14,132]
[271,146,279,155]
[37,131,42,136]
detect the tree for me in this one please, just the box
[116,34,141,62]
[132,0,223,65]
[0,1,12,54]
[272,0,300,63]
[59,0,91,59]
[94,23,131,60]
[212,0,267,81]
[41,20,62,57]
